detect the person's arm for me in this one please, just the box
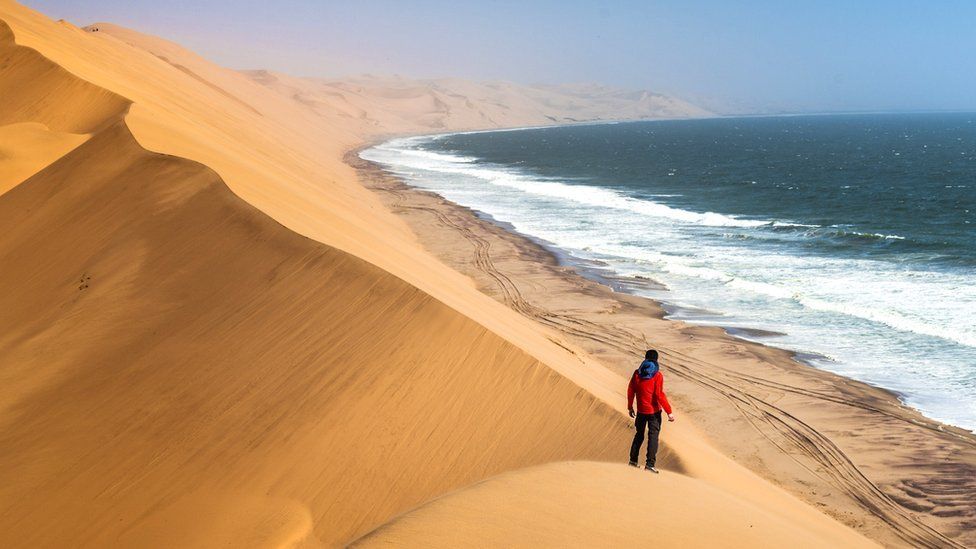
[655,374,675,421]
[627,374,636,417]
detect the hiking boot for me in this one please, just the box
[628,461,638,467]
[645,466,659,474]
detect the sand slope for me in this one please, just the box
[353,462,872,548]
[0,1,876,547]
[0,12,636,546]
[0,122,87,194]
[0,5,642,546]
[0,17,124,193]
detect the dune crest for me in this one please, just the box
[0,19,128,133]
[353,462,872,548]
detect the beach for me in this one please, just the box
[1,0,973,546]
[350,146,976,547]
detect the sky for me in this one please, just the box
[22,0,976,114]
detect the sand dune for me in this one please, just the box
[0,122,86,194]
[0,1,881,547]
[0,19,127,133]
[0,10,631,546]
[353,462,871,547]
[0,114,625,544]
[241,71,711,133]
[0,16,124,193]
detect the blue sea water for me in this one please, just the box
[362,113,976,431]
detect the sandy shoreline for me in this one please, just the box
[349,142,976,547]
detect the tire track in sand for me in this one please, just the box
[373,184,962,549]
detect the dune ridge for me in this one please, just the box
[241,71,711,132]
[353,462,868,548]
[1,1,876,547]
[0,8,636,546]
[0,19,128,133]
[0,17,124,194]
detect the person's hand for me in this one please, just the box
[628,409,635,418]
[667,413,675,422]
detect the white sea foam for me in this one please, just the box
[369,142,774,229]
[797,295,976,348]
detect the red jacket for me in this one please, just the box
[627,370,672,415]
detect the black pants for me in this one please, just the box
[630,411,662,467]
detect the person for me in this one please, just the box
[627,349,674,473]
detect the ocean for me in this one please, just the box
[362,113,976,431]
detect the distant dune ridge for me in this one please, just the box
[0,1,878,547]
[242,70,711,131]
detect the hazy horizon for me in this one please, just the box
[22,0,976,114]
